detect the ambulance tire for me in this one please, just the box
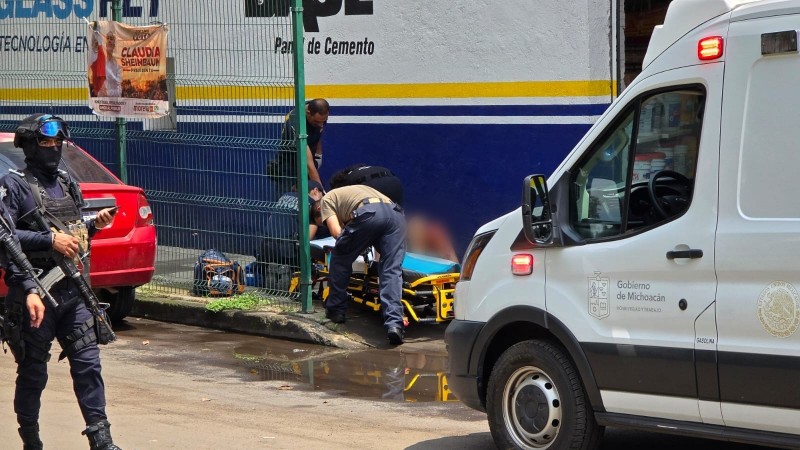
[487,340,603,450]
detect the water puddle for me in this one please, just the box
[234,343,457,403]
[118,319,458,403]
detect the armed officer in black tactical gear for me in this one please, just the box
[0,114,122,450]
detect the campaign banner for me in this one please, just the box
[87,21,169,118]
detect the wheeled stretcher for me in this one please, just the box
[291,237,459,323]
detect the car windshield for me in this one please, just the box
[0,141,119,184]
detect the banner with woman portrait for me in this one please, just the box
[87,21,169,118]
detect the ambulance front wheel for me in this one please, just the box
[486,340,603,450]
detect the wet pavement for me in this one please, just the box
[131,289,451,350]
[240,347,453,403]
[114,319,772,449]
[116,318,457,404]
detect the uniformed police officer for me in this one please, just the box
[312,184,407,345]
[1,114,121,450]
[0,205,46,449]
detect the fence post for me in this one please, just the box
[112,0,128,183]
[292,0,312,313]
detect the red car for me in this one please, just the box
[0,133,156,321]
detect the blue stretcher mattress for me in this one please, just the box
[310,237,460,276]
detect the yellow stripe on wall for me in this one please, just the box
[1,88,87,101]
[307,80,614,99]
[178,85,295,100]
[2,80,614,102]
[179,80,614,100]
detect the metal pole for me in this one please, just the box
[112,0,128,183]
[292,0,312,313]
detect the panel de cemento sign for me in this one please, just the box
[249,0,376,55]
[274,36,375,56]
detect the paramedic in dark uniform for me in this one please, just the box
[1,114,122,450]
[329,163,405,206]
[312,185,407,345]
[268,98,330,197]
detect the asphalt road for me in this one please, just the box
[0,319,771,449]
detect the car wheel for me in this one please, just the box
[98,287,136,323]
[486,340,602,450]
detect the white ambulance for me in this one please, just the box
[445,0,800,448]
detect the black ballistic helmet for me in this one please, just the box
[14,113,71,150]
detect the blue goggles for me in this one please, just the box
[37,115,70,140]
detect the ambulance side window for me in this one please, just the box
[570,111,634,239]
[634,89,704,183]
[570,87,705,240]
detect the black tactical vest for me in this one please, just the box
[343,165,394,185]
[19,170,87,268]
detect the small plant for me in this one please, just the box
[205,292,271,312]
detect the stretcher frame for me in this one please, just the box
[290,242,458,324]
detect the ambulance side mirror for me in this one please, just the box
[521,174,554,245]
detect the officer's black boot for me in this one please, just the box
[82,420,122,450]
[18,423,43,450]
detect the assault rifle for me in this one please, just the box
[0,216,58,308]
[28,208,116,344]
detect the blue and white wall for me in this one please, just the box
[0,0,618,254]
[304,0,616,252]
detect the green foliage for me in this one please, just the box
[205,292,271,312]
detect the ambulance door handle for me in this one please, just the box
[666,249,703,260]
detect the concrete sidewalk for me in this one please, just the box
[130,292,449,353]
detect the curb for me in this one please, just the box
[130,296,369,350]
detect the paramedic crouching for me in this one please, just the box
[312,185,407,345]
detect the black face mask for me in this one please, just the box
[27,145,62,178]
